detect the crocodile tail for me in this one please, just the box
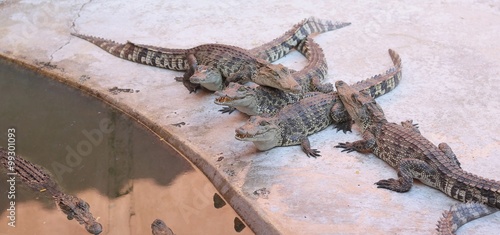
[71,33,189,71]
[0,148,61,195]
[436,202,498,235]
[292,37,330,93]
[249,17,351,62]
[351,49,403,98]
[71,33,131,58]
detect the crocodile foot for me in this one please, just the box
[333,121,353,133]
[219,106,237,114]
[335,142,356,153]
[375,178,411,192]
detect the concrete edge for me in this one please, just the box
[0,53,279,235]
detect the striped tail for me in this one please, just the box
[0,147,60,195]
[436,202,498,235]
[292,37,331,94]
[71,33,189,71]
[249,17,351,62]
[352,48,403,98]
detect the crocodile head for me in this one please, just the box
[254,59,301,93]
[335,80,386,130]
[189,65,224,91]
[214,83,259,114]
[235,116,280,151]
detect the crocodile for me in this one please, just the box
[190,20,338,92]
[333,80,500,232]
[234,49,402,157]
[71,17,350,93]
[151,219,175,235]
[0,148,102,235]
[436,202,498,235]
[213,36,332,114]
[216,48,401,118]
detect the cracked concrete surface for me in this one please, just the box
[1,0,500,234]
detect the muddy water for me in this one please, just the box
[0,58,253,235]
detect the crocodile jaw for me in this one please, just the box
[190,66,223,91]
[235,119,280,150]
[214,94,254,106]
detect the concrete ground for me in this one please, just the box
[1,0,499,234]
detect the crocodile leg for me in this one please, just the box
[375,158,437,192]
[311,76,334,93]
[438,143,462,168]
[300,136,321,158]
[335,131,376,153]
[400,120,420,134]
[330,100,353,133]
[219,106,237,114]
[181,54,200,93]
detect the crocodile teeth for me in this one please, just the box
[235,132,253,139]
[215,96,233,103]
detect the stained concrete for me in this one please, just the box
[0,0,499,234]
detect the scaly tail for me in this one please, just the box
[249,17,351,62]
[0,147,60,195]
[351,49,403,98]
[71,33,189,71]
[436,202,498,235]
[293,37,332,93]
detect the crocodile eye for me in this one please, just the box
[237,86,247,92]
[259,121,269,126]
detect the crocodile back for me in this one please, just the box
[377,123,500,209]
[277,92,336,146]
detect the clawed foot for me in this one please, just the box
[401,121,418,128]
[174,76,183,82]
[183,81,200,94]
[219,106,236,114]
[375,178,408,192]
[305,148,321,158]
[333,121,353,133]
[335,142,356,153]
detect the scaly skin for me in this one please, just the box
[235,92,337,157]
[333,81,500,233]
[218,49,401,130]
[214,37,331,115]
[190,17,351,91]
[249,17,351,61]
[234,49,402,157]
[71,18,350,93]
[72,33,301,93]
[436,202,498,235]
[151,219,175,235]
[0,148,102,235]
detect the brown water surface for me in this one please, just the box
[0,58,253,235]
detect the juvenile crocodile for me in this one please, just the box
[189,17,349,91]
[151,219,175,235]
[436,202,498,235]
[226,49,401,129]
[71,17,350,93]
[71,33,297,93]
[333,81,500,232]
[0,148,102,235]
[213,37,332,114]
[234,49,402,157]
